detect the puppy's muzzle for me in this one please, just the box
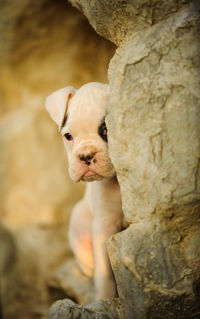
[79,152,97,165]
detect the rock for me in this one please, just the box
[108,221,200,319]
[1,224,72,319]
[106,2,200,318]
[48,259,94,305]
[48,298,123,319]
[107,2,200,224]
[69,0,193,45]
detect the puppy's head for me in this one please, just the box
[45,82,115,182]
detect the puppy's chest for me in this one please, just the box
[88,181,122,216]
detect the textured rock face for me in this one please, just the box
[48,298,123,319]
[2,225,71,319]
[67,0,200,318]
[69,0,193,45]
[107,2,200,318]
[108,2,200,224]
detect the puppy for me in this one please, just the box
[45,82,124,301]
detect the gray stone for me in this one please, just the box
[107,2,200,224]
[1,225,71,319]
[69,0,193,45]
[106,1,200,318]
[48,259,94,305]
[108,221,200,319]
[48,298,123,319]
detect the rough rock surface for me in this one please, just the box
[1,224,72,319]
[48,298,123,319]
[69,0,193,45]
[107,2,200,318]
[48,259,94,305]
[108,3,200,224]
[67,0,200,319]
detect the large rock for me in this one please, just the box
[48,259,94,305]
[48,298,123,319]
[69,0,193,45]
[1,224,71,319]
[108,2,200,223]
[107,2,200,318]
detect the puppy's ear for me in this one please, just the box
[45,86,76,130]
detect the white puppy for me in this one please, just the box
[45,82,124,301]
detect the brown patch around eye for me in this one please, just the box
[98,118,108,142]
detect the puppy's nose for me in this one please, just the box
[79,153,95,165]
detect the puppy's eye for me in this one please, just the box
[64,132,73,141]
[98,121,108,142]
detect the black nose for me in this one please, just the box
[79,153,94,165]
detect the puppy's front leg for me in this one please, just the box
[92,215,120,300]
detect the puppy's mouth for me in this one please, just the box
[81,170,103,182]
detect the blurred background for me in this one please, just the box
[0,0,115,318]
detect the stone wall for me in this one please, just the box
[50,0,200,318]
[107,5,200,317]
[0,1,115,318]
[107,3,200,317]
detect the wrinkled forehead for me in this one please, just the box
[66,87,108,131]
[71,85,108,113]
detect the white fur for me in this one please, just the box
[45,82,124,300]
